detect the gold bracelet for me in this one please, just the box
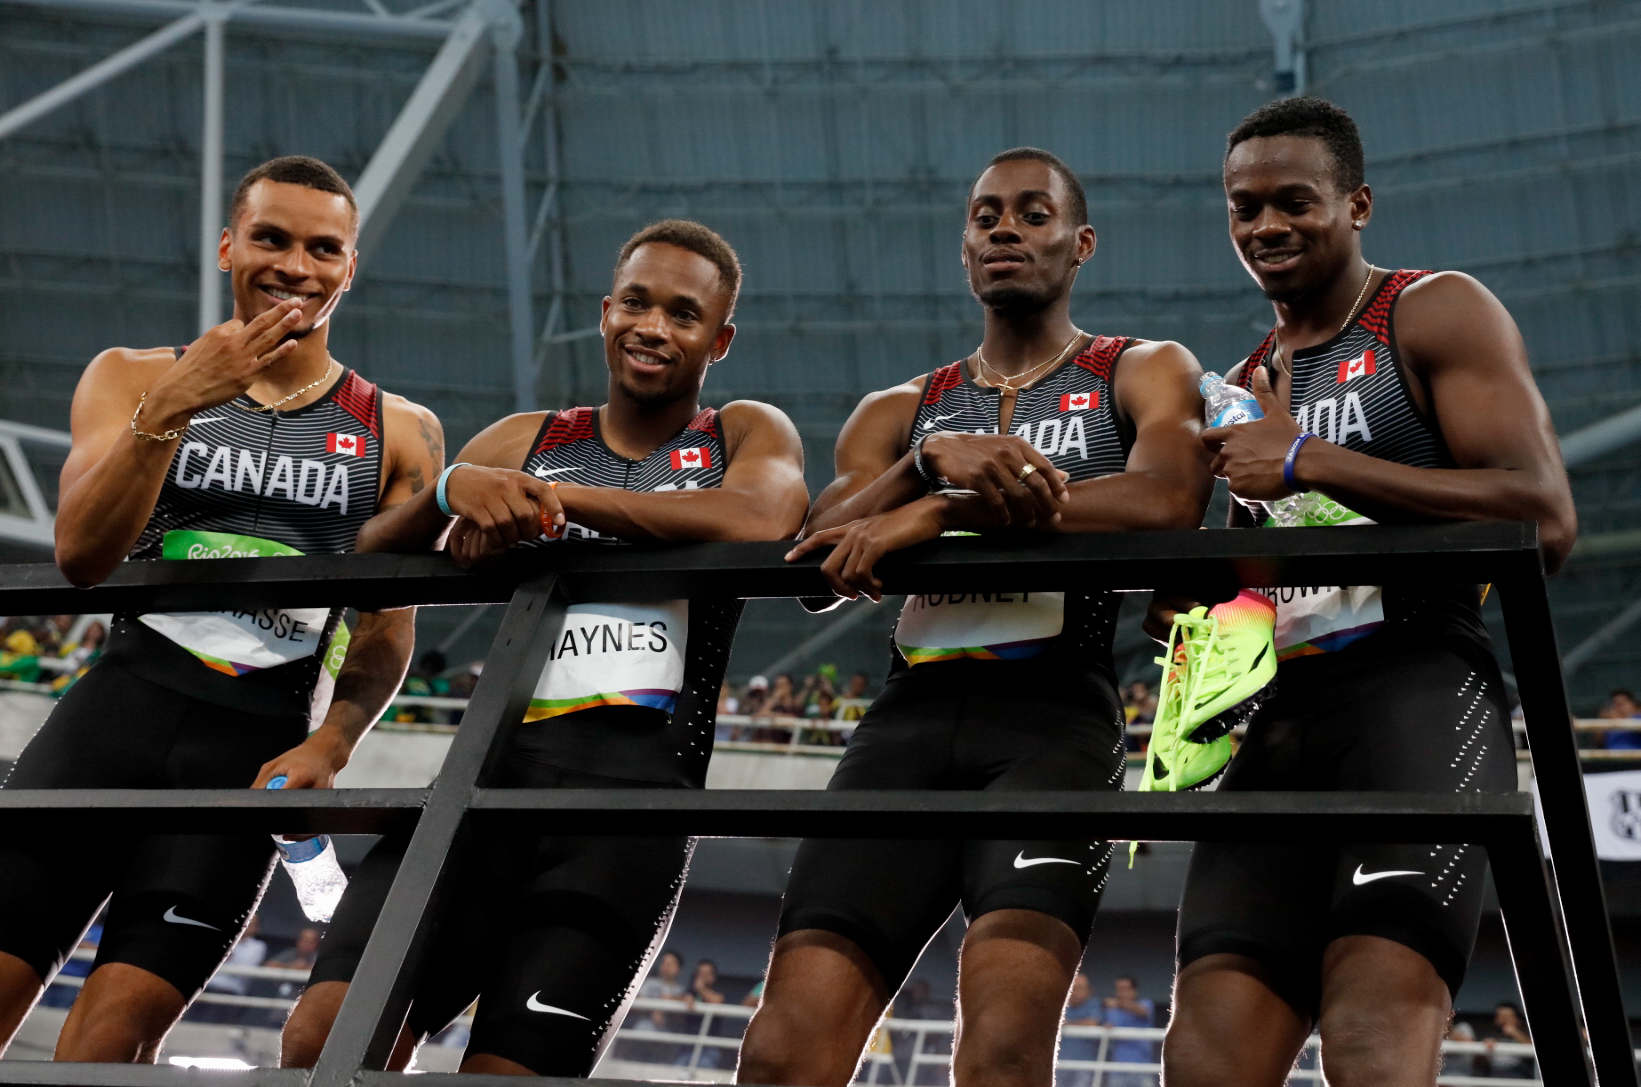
[129,392,188,443]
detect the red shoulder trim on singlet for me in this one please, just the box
[332,370,382,437]
[533,405,595,454]
[1234,330,1278,389]
[1358,269,1433,345]
[686,407,719,438]
[1072,335,1132,383]
[923,362,964,405]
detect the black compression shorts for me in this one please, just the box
[308,758,692,1076]
[0,660,303,1001]
[777,660,1127,994]
[1176,641,1517,1018]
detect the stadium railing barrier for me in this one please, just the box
[0,522,1627,1087]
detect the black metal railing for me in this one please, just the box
[0,522,1627,1087]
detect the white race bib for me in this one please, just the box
[1259,493,1384,659]
[142,531,327,677]
[895,592,1064,665]
[526,601,689,720]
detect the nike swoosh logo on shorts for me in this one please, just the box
[1351,865,1424,886]
[526,992,589,1019]
[532,466,580,477]
[163,906,220,930]
[1013,852,1080,869]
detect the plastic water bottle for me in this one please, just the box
[1201,372,1272,518]
[266,776,347,922]
[1201,372,1265,427]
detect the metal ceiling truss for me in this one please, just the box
[0,0,538,406]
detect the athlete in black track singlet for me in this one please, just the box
[0,157,439,1064]
[281,219,807,1077]
[1160,98,1576,1087]
[739,149,1213,1087]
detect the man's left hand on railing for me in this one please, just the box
[252,728,350,791]
[786,498,948,601]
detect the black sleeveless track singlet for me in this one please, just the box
[891,336,1135,686]
[1232,270,1489,660]
[508,406,743,788]
[103,366,385,716]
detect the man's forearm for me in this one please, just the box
[310,608,416,761]
[564,486,802,542]
[807,455,928,533]
[1299,440,1566,528]
[930,472,1206,535]
[355,485,452,553]
[56,436,183,586]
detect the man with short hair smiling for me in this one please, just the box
[737,148,1212,1087]
[1161,97,1575,1086]
[280,219,807,1077]
[0,155,436,1062]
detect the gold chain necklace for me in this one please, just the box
[1271,265,1376,375]
[973,329,1086,395]
[237,358,338,414]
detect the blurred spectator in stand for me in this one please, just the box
[1598,689,1641,751]
[50,620,106,693]
[1478,1002,1533,1079]
[1101,976,1156,1086]
[1058,972,1103,1087]
[41,918,101,1008]
[200,913,268,1023]
[837,672,872,721]
[741,979,764,1007]
[629,948,691,1064]
[717,682,739,716]
[686,959,728,1068]
[270,926,321,970]
[888,977,948,1084]
[1442,1019,1480,1078]
[1123,682,1157,753]
[767,673,804,717]
[740,675,770,717]
[0,628,42,683]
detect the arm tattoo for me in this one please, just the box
[408,464,426,495]
[419,414,445,468]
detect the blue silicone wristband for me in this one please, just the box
[1283,432,1316,494]
[436,463,470,517]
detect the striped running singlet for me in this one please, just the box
[510,406,743,788]
[891,336,1133,681]
[1234,270,1488,660]
[104,366,385,717]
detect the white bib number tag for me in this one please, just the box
[895,592,1064,666]
[141,531,326,677]
[1260,493,1385,658]
[526,601,690,720]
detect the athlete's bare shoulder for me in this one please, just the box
[80,346,179,395]
[1392,270,1520,374]
[717,400,803,463]
[457,410,552,470]
[381,390,443,467]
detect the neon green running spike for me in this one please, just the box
[1129,593,1276,866]
[1177,590,1278,742]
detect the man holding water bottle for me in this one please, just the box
[1159,98,1576,1085]
[0,157,433,1063]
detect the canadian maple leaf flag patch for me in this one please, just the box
[327,433,365,457]
[1337,349,1376,384]
[1059,391,1097,411]
[669,446,711,470]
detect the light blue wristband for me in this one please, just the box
[436,463,470,517]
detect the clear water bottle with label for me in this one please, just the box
[266,776,347,922]
[1200,372,1272,519]
[1201,372,1265,427]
